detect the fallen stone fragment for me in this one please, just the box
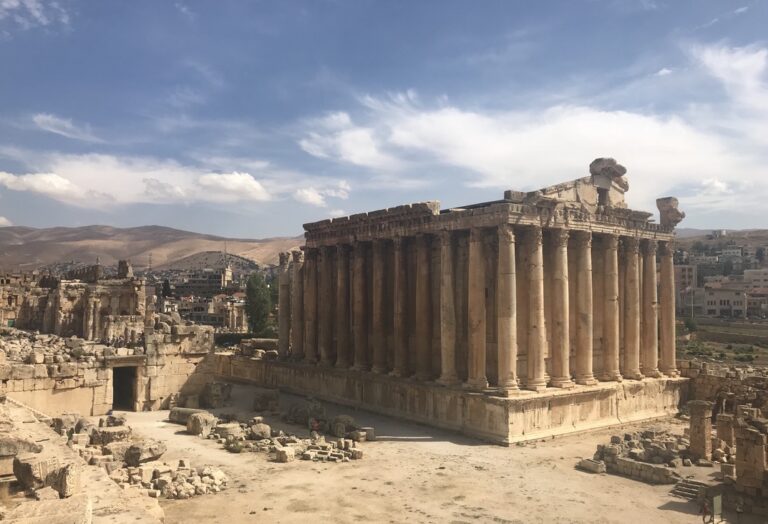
[186,412,218,438]
[124,439,167,467]
[576,458,607,474]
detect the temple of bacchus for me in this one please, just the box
[230,158,690,443]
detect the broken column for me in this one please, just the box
[688,400,714,461]
[716,413,735,447]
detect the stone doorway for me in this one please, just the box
[112,366,137,410]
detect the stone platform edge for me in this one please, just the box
[212,353,689,445]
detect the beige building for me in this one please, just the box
[264,159,689,444]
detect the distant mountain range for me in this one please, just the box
[0,225,303,271]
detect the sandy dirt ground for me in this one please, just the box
[121,385,756,524]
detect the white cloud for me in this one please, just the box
[32,113,103,143]
[0,151,351,208]
[298,43,768,220]
[329,209,346,218]
[0,0,69,30]
[654,67,673,77]
[734,6,749,15]
[0,216,12,226]
[197,172,270,202]
[294,187,326,207]
[292,181,351,207]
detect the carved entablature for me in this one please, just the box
[302,159,680,246]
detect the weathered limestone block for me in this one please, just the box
[0,435,43,457]
[688,400,714,461]
[716,414,735,447]
[186,412,218,438]
[249,422,271,440]
[577,458,607,474]
[90,426,132,446]
[49,463,81,498]
[102,441,132,463]
[214,423,244,439]
[53,413,81,436]
[275,446,295,462]
[12,454,79,497]
[2,493,93,523]
[124,439,167,467]
[0,363,11,380]
[11,364,35,380]
[168,407,205,425]
[33,364,48,378]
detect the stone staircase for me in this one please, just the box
[671,478,709,500]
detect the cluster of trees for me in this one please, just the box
[244,272,278,337]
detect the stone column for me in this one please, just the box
[466,228,488,390]
[335,244,351,368]
[437,230,459,385]
[716,414,735,447]
[277,252,291,359]
[351,241,369,371]
[600,235,622,381]
[496,224,519,392]
[316,246,334,367]
[391,236,409,377]
[290,250,305,360]
[526,226,547,391]
[688,400,714,461]
[642,240,662,378]
[415,233,433,382]
[303,248,319,364]
[623,237,643,380]
[659,241,679,377]
[550,229,574,388]
[574,232,598,386]
[371,240,388,374]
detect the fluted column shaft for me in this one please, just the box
[642,240,662,377]
[623,237,643,379]
[277,252,291,359]
[497,224,518,392]
[600,235,622,381]
[466,228,488,390]
[303,248,319,364]
[659,241,679,377]
[351,242,369,371]
[526,227,547,391]
[575,232,598,385]
[290,251,304,360]
[438,230,459,385]
[391,237,408,377]
[550,229,574,388]
[335,244,351,368]
[318,246,334,366]
[372,240,388,373]
[415,234,433,381]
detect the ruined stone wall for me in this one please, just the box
[680,360,768,414]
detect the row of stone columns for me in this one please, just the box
[279,225,679,392]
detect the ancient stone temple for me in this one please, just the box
[260,158,688,444]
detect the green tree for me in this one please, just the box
[245,272,271,335]
[161,279,172,297]
[684,317,698,333]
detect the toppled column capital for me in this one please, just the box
[589,157,628,191]
[656,196,685,228]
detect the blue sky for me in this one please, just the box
[1,0,767,238]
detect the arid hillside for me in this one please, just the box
[0,225,303,271]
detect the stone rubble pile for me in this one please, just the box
[107,458,229,499]
[49,411,229,501]
[582,428,691,484]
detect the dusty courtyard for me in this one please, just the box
[119,385,749,524]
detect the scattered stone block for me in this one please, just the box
[186,412,218,438]
[577,458,607,473]
[124,439,167,467]
[275,447,295,463]
[90,426,132,446]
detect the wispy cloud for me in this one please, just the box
[654,67,673,77]
[32,113,103,143]
[297,42,768,218]
[174,2,195,21]
[0,0,69,32]
[0,216,13,227]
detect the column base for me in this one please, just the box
[575,375,598,386]
[335,360,350,370]
[350,364,369,372]
[389,369,408,378]
[436,375,461,387]
[464,377,489,391]
[626,372,645,380]
[371,365,388,374]
[643,369,663,378]
[524,379,548,392]
[661,369,680,378]
[495,385,521,397]
[549,377,575,389]
[598,372,622,382]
